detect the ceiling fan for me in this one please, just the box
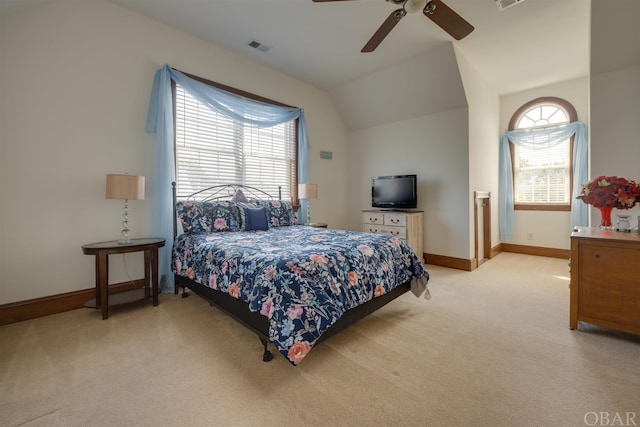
[312,0,474,52]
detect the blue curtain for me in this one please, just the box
[498,121,588,241]
[146,65,310,291]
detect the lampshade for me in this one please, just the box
[106,174,145,200]
[298,183,318,200]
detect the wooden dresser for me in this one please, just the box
[570,226,640,335]
[362,210,424,262]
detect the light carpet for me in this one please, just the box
[1,253,639,427]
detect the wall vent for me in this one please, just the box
[248,40,269,53]
[495,0,525,11]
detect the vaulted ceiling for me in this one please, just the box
[1,0,594,129]
[108,0,591,130]
[103,0,590,95]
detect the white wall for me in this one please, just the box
[494,0,640,249]
[590,0,640,225]
[455,46,500,257]
[348,107,470,259]
[0,0,349,304]
[330,43,468,131]
[589,64,640,226]
[499,76,589,250]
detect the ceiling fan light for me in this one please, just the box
[495,0,525,11]
[404,0,427,14]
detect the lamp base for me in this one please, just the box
[118,200,132,245]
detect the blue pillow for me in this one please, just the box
[242,206,269,231]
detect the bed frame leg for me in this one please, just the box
[260,338,273,362]
[174,275,189,298]
[181,286,190,298]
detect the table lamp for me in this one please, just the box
[106,174,145,244]
[298,183,318,225]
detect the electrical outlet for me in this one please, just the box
[527,232,534,240]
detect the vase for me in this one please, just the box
[598,206,613,229]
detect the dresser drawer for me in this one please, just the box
[384,213,407,227]
[363,224,382,234]
[363,224,407,239]
[363,212,384,225]
[377,225,407,239]
[361,209,424,264]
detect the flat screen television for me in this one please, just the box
[371,174,417,210]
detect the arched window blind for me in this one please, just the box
[511,99,573,208]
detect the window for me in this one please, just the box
[509,97,578,211]
[173,76,297,202]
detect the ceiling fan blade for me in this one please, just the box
[361,9,406,53]
[423,0,474,40]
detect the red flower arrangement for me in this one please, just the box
[576,176,640,209]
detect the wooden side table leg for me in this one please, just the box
[94,255,101,308]
[98,252,109,320]
[144,249,151,300]
[569,245,579,330]
[151,247,159,306]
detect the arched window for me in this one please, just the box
[508,97,578,211]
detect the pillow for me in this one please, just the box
[204,201,241,232]
[254,200,295,227]
[175,201,210,234]
[231,188,249,203]
[241,206,269,231]
[176,201,241,234]
[237,202,257,229]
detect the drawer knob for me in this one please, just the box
[370,217,378,222]
[391,219,399,224]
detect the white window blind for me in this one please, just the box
[174,84,296,200]
[513,103,571,205]
[513,140,570,204]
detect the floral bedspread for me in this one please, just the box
[172,226,430,365]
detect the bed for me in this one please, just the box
[172,184,430,365]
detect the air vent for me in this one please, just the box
[248,40,269,53]
[495,0,525,10]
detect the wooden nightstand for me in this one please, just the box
[82,238,165,319]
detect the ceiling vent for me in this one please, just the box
[495,0,525,11]
[248,40,269,53]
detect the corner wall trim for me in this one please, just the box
[424,242,567,272]
[0,280,146,326]
[501,243,570,259]
[425,253,474,271]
